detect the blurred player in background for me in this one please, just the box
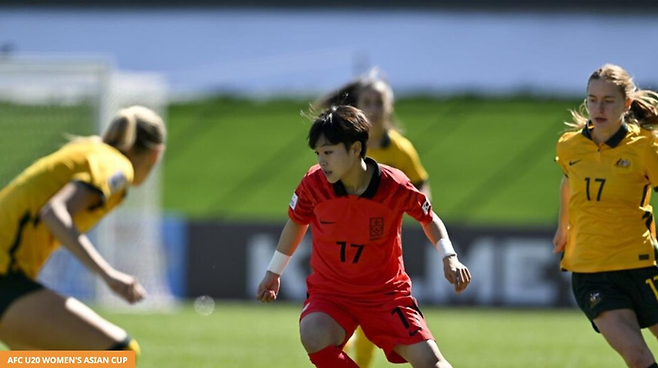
[316,68,431,366]
[257,105,470,368]
[0,106,165,353]
[554,64,658,368]
[317,68,430,197]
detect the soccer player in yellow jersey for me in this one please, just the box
[554,64,658,368]
[317,70,432,367]
[0,106,165,354]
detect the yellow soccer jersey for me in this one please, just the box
[368,129,428,187]
[0,140,134,279]
[556,123,658,273]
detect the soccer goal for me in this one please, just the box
[0,55,175,309]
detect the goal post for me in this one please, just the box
[0,55,175,309]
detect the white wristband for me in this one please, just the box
[435,238,457,259]
[267,250,291,275]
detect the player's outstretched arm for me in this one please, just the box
[40,181,146,304]
[421,212,471,294]
[553,176,570,254]
[256,219,308,303]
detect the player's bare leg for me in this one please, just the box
[0,289,127,349]
[394,339,452,368]
[594,309,656,368]
[300,312,358,368]
[300,312,347,352]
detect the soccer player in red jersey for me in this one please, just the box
[256,105,471,368]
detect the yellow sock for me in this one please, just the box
[109,336,141,361]
[354,327,376,368]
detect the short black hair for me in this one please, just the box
[308,105,370,158]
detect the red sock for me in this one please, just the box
[308,345,358,368]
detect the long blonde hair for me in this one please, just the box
[69,106,166,152]
[567,64,658,131]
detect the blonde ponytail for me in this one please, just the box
[103,106,165,152]
[628,90,658,129]
[103,107,138,152]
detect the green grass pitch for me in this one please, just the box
[99,302,658,368]
[163,96,582,226]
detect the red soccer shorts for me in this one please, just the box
[300,292,434,363]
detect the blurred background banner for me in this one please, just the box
[187,221,570,307]
[0,4,656,309]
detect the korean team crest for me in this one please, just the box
[422,199,431,215]
[370,217,384,240]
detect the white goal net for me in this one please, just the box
[0,56,175,309]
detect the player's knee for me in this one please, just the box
[109,336,141,360]
[300,313,346,353]
[300,324,339,353]
[620,347,652,368]
[300,326,330,353]
[618,344,644,362]
[397,342,447,368]
[411,357,442,368]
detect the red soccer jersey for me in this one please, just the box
[288,158,433,301]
